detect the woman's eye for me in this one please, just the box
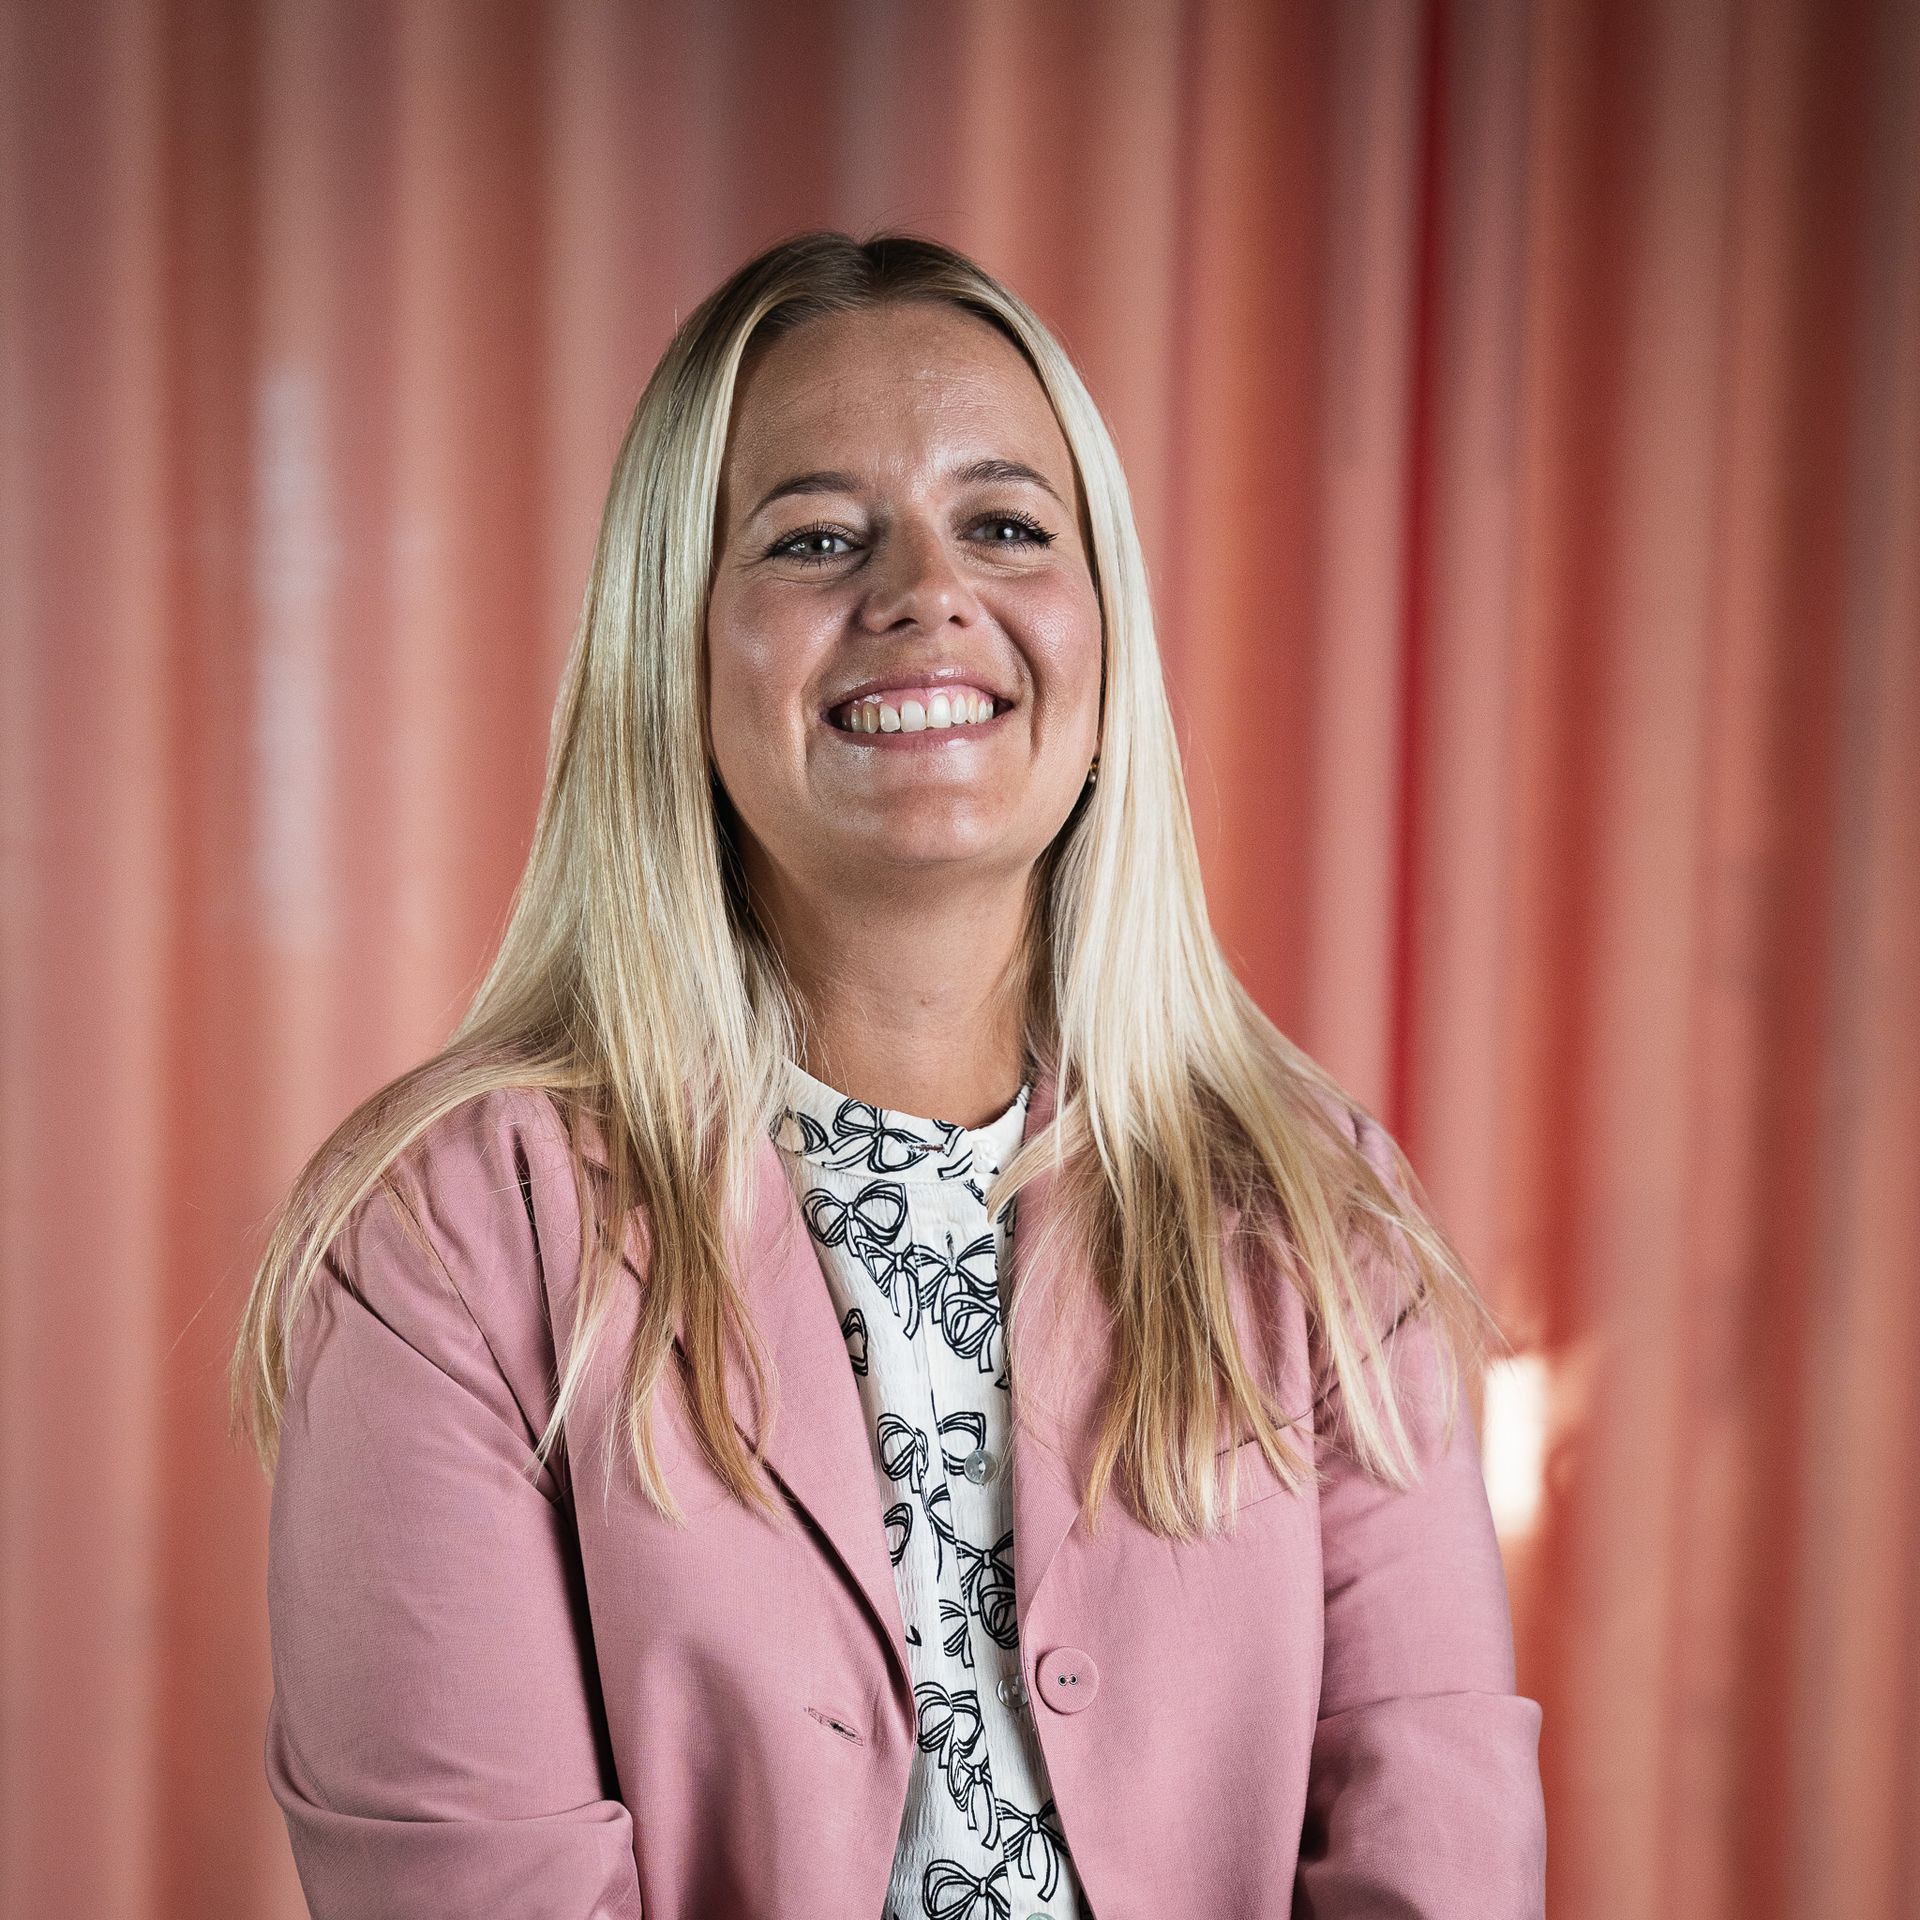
[768,525,857,565]
[765,511,1055,568]
[974,512,1054,548]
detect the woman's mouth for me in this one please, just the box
[826,685,1003,735]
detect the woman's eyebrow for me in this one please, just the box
[746,456,1065,523]
[953,456,1065,505]
[746,470,862,520]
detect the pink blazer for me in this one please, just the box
[264,1066,1546,1918]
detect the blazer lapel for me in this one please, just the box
[704,1142,919,1692]
[999,1067,1255,1638]
[1000,1062,1114,1641]
[570,1106,913,1690]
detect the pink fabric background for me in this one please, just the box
[2,3,1915,1916]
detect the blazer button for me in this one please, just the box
[1035,1646,1099,1713]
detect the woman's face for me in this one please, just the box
[705,301,1104,915]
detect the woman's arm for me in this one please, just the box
[264,1093,644,1920]
[1292,1109,1547,1919]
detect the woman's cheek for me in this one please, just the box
[1022,574,1103,675]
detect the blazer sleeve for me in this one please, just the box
[263,1089,644,1920]
[1292,1106,1547,1920]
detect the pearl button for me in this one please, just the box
[995,1670,1027,1709]
[961,1445,997,1485]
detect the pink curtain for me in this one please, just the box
[3,3,1915,1916]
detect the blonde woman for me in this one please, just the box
[232,229,1545,1920]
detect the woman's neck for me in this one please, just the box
[755,864,1034,1129]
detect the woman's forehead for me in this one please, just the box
[723,305,1075,504]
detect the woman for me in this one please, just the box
[232,229,1545,1920]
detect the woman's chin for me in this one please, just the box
[816,803,1036,879]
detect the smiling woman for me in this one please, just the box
[705,298,1104,1085]
[230,230,1545,1920]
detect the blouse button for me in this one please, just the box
[995,1670,1028,1709]
[961,1445,998,1485]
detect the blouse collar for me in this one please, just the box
[772,1055,1032,1188]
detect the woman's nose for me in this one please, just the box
[858,516,982,635]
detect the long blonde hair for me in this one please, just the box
[230,229,1504,1539]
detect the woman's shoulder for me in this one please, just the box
[323,1085,595,1381]
[1289,1062,1409,1169]
[376,1084,587,1234]
[1240,1068,1429,1344]
[1255,1066,1392,1222]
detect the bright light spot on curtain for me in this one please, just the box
[1481,1352,1550,1542]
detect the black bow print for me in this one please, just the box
[777,1107,832,1156]
[950,1753,1000,1848]
[938,1408,987,1472]
[922,1231,1004,1374]
[939,1596,975,1669]
[921,1856,1009,1920]
[929,1127,978,1185]
[867,1233,937,1338]
[914,1681,996,1841]
[995,1796,1070,1900]
[956,1528,1020,1649]
[825,1099,946,1174]
[801,1180,925,1332]
[877,1413,930,1498]
[923,1480,955,1580]
[800,1178,907,1254]
[840,1305,869,1375]
[883,1500,914,1566]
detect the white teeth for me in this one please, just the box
[834,689,1000,732]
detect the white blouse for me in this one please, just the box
[772,1057,1090,1920]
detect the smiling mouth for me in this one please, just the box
[826,685,1003,734]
